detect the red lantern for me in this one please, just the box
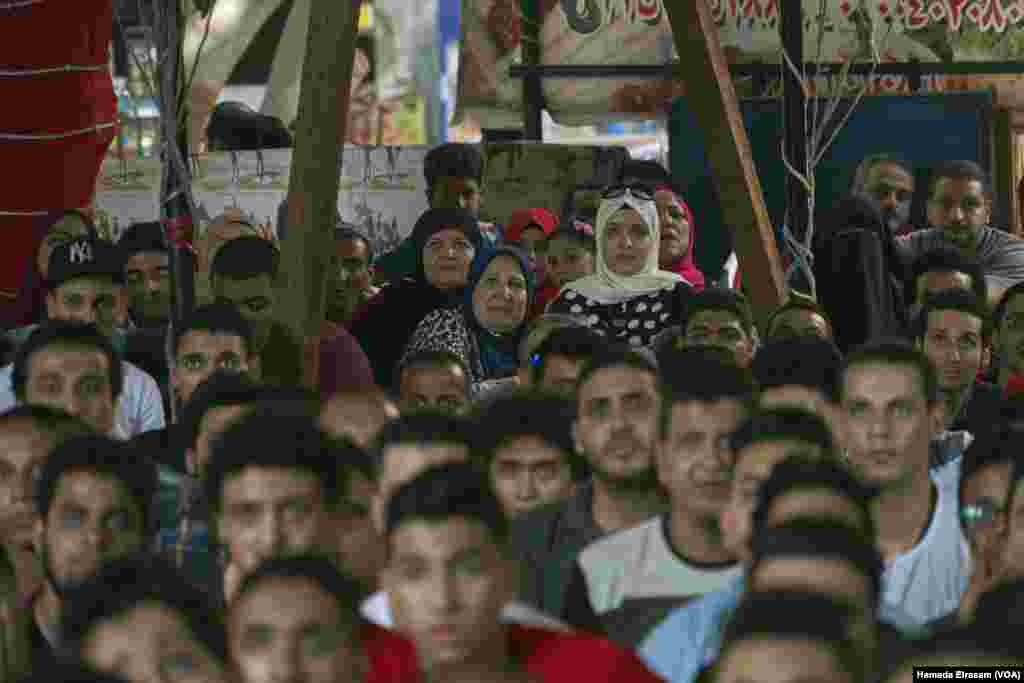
[0,0,117,300]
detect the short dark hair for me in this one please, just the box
[471,390,586,481]
[909,247,987,306]
[730,408,838,463]
[914,288,991,344]
[517,313,592,368]
[992,281,1024,332]
[372,411,475,480]
[717,591,862,680]
[334,226,375,264]
[0,404,91,442]
[36,435,158,536]
[576,345,658,395]
[752,336,844,404]
[752,456,878,541]
[384,461,506,543]
[765,299,833,338]
[205,406,341,513]
[173,302,254,358]
[210,236,280,281]
[928,159,990,198]
[841,338,940,406]
[180,370,260,451]
[61,553,228,662]
[659,347,755,438]
[530,326,606,384]
[424,143,484,191]
[118,221,168,262]
[395,349,472,396]
[13,321,124,401]
[749,521,884,606]
[233,555,365,636]
[685,289,755,335]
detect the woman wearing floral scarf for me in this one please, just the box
[547,186,692,348]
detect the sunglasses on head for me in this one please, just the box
[601,183,655,201]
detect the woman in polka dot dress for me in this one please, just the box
[547,185,692,348]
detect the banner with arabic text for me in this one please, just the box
[455,0,1024,127]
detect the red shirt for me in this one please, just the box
[364,622,420,683]
[510,624,666,682]
[386,623,666,682]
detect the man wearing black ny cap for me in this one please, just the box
[43,238,124,337]
[0,238,165,439]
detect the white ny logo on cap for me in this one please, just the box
[69,241,94,264]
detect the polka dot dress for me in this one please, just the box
[549,282,690,348]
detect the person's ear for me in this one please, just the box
[982,344,993,374]
[929,401,947,435]
[32,517,44,558]
[44,291,57,320]
[372,493,386,536]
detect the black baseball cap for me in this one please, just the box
[47,238,125,290]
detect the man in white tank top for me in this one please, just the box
[839,340,971,624]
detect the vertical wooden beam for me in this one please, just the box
[662,0,786,324]
[278,0,362,389]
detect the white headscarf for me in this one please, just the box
[563,194,687,305]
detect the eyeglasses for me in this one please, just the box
[601,184,655,201]
[961,498,1005,527]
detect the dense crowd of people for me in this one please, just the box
[1,144,1024,682]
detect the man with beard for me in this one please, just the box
[29,434,157,669]
[117,223,170,330]
[327,226,379,327]
[852,155,916,237]
[912,289,999,437]
[0,407,89,604]
[510,347,666,626]
[894,160,1024,307]
[573,349,754,645]
[990,281,1024,394]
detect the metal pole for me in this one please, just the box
[155,0,197,421]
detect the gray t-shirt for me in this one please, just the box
[896,226,1024,291]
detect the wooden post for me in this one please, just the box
[278,0,362,390]
[662,0,786,324]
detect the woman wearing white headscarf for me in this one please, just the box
[547,185,693,348]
